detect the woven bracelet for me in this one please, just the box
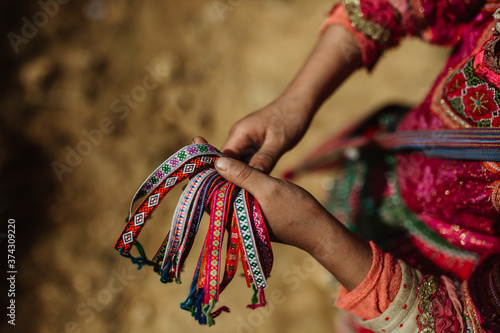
[114,143,273,326]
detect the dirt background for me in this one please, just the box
[0,1,450,332]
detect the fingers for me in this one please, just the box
[215,156,272,196]
[248,150,277,173]
[248,137,284,173]
[222,131,282,173]
[192,136,208,144]
[220,131,252,160]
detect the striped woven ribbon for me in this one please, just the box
[114,143,273,326]
[376,128,500,161]
[285,128,500,179]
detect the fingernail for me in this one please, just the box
[215,157,231,171]
[253,165,265,172]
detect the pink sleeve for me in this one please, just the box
[321,0,487,69]
[335,242,500,332]
[334,241,402,320]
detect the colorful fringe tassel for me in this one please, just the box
[114,143,273,326]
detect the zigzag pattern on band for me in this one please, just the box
[114,143,273,326]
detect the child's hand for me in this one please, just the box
[193,135,372,291]
[220,25,362,174]
[194,136,324,251]
[220,97,313,174]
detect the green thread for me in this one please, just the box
[202,299,216,327]
[134,241,148,259]
[251,283,258,304]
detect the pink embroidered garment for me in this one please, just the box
[319,0,500,332]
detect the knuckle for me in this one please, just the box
[263,178,284,198]
[253,151,276,169]
[266,183,281,199]
[258,151,276,163]
[235,163,253,182]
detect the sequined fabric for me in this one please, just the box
[324,0,500,279]
[397,19,500,273]
[321,1,500,331]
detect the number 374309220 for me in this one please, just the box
[7,219,15,269]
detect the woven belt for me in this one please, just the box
[285,128,500,179]
[114,143,273,326]
[376,128,500,161]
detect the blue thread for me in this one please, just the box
[194,290,206,325]
[180,268,200,310]
[118,247,152,270]
[160,261,173,283]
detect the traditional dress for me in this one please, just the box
[318,1,500,331]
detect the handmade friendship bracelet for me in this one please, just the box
[172,172,221,278]
[116,144,221,254]
[114,143,273,326]
[234,190,268,291]
[160,168,218,276]
[219,215,241,293]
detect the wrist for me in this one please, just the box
[272,90,317,125]
[281,24,361,116]
[309,212,373,291]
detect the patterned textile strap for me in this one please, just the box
[376,128,500,161]
[240,240,255,288]
[286,128,500,179]
[202,182,236,325]
[115,144,221,254]
[129,144,219,213]
[159,168,217,281]
[234,189,271,308]
[114,143,274,326]
[172,173,223,278]
[219,215,241,294]
[162,169,215,266]
[248,192,273,278]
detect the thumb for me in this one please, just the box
[215,156,270,194]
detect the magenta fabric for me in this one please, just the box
[397,9,500,265]
[320,1,500,331]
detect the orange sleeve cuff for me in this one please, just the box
[319,3,380,70]
[334,241,402,320]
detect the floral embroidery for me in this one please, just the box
[444,71,466,99]
[443,58,500,128]
[463,85,497,122]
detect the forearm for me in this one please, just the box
[278,24,362,120]
[306,208,372,292]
